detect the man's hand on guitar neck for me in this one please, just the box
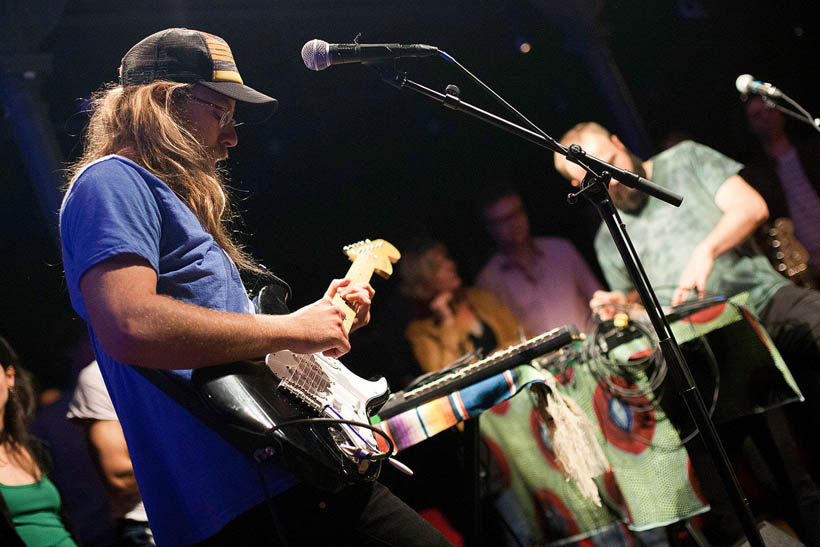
[283,279,375,358]
[334,279,375,333]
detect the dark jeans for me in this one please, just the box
[758,284,820,475]
[195,481,452,547]
[759,284,820,401]
[759,284,820,546]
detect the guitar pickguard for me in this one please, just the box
[266,350,390,463]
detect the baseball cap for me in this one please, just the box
[119,28,277,119]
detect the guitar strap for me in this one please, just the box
[256,281,291,315]
[131,283,301,455]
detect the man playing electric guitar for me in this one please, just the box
[60,28,449,546]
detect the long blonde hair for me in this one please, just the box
[66,82,265,274]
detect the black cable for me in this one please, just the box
[258,417,396,461]
[584,292,726,450]
[437,51,554,145]
[586,313,667,408]
[763,94,820,136]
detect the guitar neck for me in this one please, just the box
[332,258,376,334]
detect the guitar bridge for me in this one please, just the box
[279,379,327,412]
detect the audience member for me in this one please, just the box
[402,239,522,372]
[391,239,518,543]
[476,184,601,335]
[30,323,114,546]
[0,335,77,547]
[68,360,153,546]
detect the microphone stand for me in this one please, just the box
[377,65,765,547]
[760,95,820,136]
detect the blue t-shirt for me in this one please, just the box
[60,156,296,545]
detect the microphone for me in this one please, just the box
[735,74,783,98]
[301,39,440,71]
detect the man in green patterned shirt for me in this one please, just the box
[553,122,820,546]
[554,122,789,314]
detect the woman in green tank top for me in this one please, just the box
[0,336,76,547]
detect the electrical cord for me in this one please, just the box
[254,417,396,462]
[585,290,726,449]
[762,94,820,137]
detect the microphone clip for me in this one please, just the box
[443,84,461,110]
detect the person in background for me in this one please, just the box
[59,27,448,546]
[398,239,524,545]
[68,360,153,546]
[402,239,522,373]
[742,95,820,281]
[476,183,602,335]
[30,322,114,546]
[0,335,76,547]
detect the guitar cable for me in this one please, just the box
[586,290,723,450]
[255,417,397,462]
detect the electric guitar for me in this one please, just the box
[135,239,401,492]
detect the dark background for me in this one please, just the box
[2,0,819,390]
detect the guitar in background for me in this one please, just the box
[759,217,817,289]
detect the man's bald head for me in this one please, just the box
[553,122,615,183]
[553,122,649,214]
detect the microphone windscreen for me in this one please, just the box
[735,74,754,94]
[302,39,330,71]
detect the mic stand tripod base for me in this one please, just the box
[569,168,765,547]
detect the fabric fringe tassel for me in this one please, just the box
[532,372,609,506]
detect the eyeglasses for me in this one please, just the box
[485,206,525,225]
[189,96,243,128]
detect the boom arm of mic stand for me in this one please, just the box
[378,67,683,207]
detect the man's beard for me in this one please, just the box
[610,153,649,214]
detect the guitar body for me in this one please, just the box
[189,352,389,492]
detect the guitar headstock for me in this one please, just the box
[766,217,811,280]
[344,239,401,279]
